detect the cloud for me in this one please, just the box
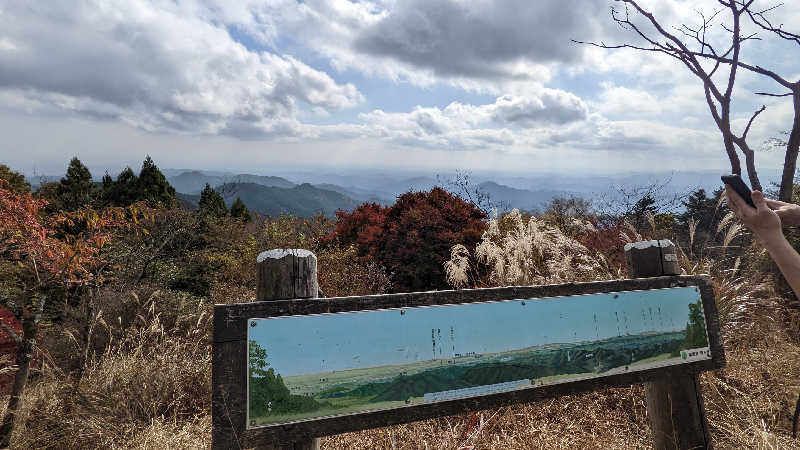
[593,84,662,118]
[353,0,608,80]
[356,90,590,150]
[0,1,363,137]
[492,93,588,125]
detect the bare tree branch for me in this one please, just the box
[754,91,793,97]
[743,105,767,140]
[748,4,800,45]
[576,0,800,198]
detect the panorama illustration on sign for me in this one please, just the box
[246,286,711,428]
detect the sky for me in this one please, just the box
[249,286,703,376]
[0,0,798,177]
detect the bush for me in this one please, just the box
[331,188,487,292]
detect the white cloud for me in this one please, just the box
[0,1,363,137]
[355,89,590,150]
[594,84,662,118]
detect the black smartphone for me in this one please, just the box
[721,174,755,208]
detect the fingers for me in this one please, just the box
[752,190,767,212]
[764,198,788,210]
[725,185,745,214]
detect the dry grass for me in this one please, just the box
[4,297,800,449]
[4,238,800,449]
[446,209,617,288]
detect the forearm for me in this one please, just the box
[761,232,800,298]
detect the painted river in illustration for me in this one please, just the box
[247,286,711,428]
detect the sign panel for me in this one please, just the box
[212,275,724,449]
[245,286,711,428]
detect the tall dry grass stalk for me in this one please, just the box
[446,209,615,288]
[620,219,642,245]
[8,289,212,449]
[645,211,656,232]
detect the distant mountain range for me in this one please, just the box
[178,182,359,217]
[168,170,294,194]
[159,168,785,218]
[24,166,781,218]
[169,170,578,217]
[477,181,574,213]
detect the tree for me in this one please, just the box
[627,194,658,231]
[198,184,227,218]
[324,202,389,261]
[99,157,177,208]
[0,165,29,194]
[136,156,177,207]
[578,0,800,201]
[0,179,132,446]
[100,167,139,207]
[330,189,487,292]
[57,157,94,211]
[543,196,594,231]
[230,197,251,222]
[376,188,487,292]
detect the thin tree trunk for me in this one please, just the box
[0,298,45,448]
[778,90,800,202]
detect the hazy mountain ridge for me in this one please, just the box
[477,181,575,212]
[157,168,784,217]
[168,170,295,194]
[180,182,358,217]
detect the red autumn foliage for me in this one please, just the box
[574,220,652,272]
[0,179,136,392]
[330,187,487,293]
[325,202,388,262]
[0,307,21,393]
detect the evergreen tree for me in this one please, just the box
[678,188,728,252]
[230,197,251,222]
[58,157,94,210]
[198,183,227,218]
[627,194,658,231]
[679,188,727,231]
[101,167,139,207]
[136,155,177,207]
[0,165,30,193]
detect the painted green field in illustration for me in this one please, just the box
[246,286,710,428]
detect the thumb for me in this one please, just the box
[752,190,767,211]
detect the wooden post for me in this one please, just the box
[256,249,320,450]
[625,240,712,450]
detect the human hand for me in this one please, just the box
[725,186,783,243]
[763,197,800,227]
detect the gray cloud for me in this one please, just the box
[353,0,609,79]
[0,1,362,137]
[491,93,588,126]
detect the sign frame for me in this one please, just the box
[212,275,724,449]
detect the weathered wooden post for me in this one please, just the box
[625,240,712,450]
[255,249,320,450]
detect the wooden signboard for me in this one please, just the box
[212,275,724,449]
